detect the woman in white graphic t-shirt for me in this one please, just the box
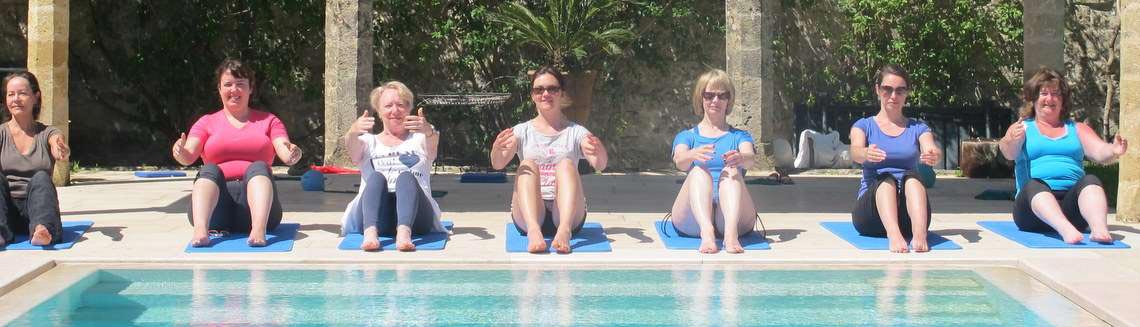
[491,66,609,254]
[340,81,445,251]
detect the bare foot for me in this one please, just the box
[699,231,719,254]
[1059,228,1085,244]
[887,235,909,253]
[552,229,572,254]
[247,231,267,247]
[910,237,929,253]
[30,225,52,246]
[527,230,548,253]
[395,226,416,252]
[360,227,380,251]
[1090,229,1113,243]
[190,231,211,248]
[360,238,380,251]
[723,237,744,254]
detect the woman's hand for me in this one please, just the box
[722,149,741,167]
[689,144,715,165]
[172,133,190,164]
[581,134,608,172]
[1112,134,1129,159]
[864,144,886,163]
[998,120,1025,161]
[403,108,433,136]
[351,110,375,136]
[1004,119,1026,143]
[49,134,70,161]
[919,147,940,166]
[493,128,516,155]
[282,141,302,166]
[490,128,517,170]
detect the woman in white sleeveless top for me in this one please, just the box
[340,81,444,251]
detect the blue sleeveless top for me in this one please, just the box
[1015,119,1084,195]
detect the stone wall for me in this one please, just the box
[0,2,1125,171]
[1066,2,1122,136]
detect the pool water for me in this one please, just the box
[6,266,1097,326]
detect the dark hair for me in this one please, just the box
[1019,67,1071,120]
[530,65,566,89]
[3,71,42,120]
[215,58,256,92]
[874,64,910,88]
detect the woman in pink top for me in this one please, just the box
[171,59,302,247]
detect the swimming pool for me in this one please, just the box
[1,265,1103,326]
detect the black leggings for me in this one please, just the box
[360,168,436,236]
[1013,175,1101,233]
[852,170,931,238]
[0,170,62,244]
[187,162,282,233]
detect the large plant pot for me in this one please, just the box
[561,70,597,124]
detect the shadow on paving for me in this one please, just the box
[430,175,1020,215]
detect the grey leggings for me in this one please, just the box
[360,166,435,236]
[0,170,62,244]
[187,161,283,233]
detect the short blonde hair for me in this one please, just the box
[369,81,414,111]
[691,69,735,115]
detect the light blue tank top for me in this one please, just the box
[1015,119,1084,195]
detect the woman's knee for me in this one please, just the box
[687,165,713,181]
[395,171,420,189]
[243,161,272,180]
[517,159,539,174]
[29,170,54,187]
[196,163,225,184]
[555,158,577,172]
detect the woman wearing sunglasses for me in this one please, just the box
[491,66,608,254]
[667,69,757,254]
[998,67,1126,244]
[850,64,940,253]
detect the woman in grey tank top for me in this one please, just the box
[490,66,609,254]
[0,71,68,247]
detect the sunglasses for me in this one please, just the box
[879,85,909,97]
[702,91,731,101]
[531,86,562,95]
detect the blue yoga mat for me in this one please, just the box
[3,220,93,250]
[978,221,1130,248]
[184,223,301,253]
[460,172,507,183]
[338,221,454,251]
[653,220,770,250]
[820,221,962,250]
[134,171,187,178]
[505,222,611,253]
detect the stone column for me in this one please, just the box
[324,0,372,167]
[1023,0,1066,78]
[26,0,69,186]
[1118,0,1140,223]
[726,0,777,171]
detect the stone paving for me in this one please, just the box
[0,170,1138,326]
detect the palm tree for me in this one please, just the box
[491,0,636,71]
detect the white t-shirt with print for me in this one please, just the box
[340,132,444,235]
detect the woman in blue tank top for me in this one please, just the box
[998,68,1128,244]
[668,69,758,254]
[849,65,941,253]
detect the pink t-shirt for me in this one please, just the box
[189,109,288,180]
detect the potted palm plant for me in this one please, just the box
[491,0,636,124]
